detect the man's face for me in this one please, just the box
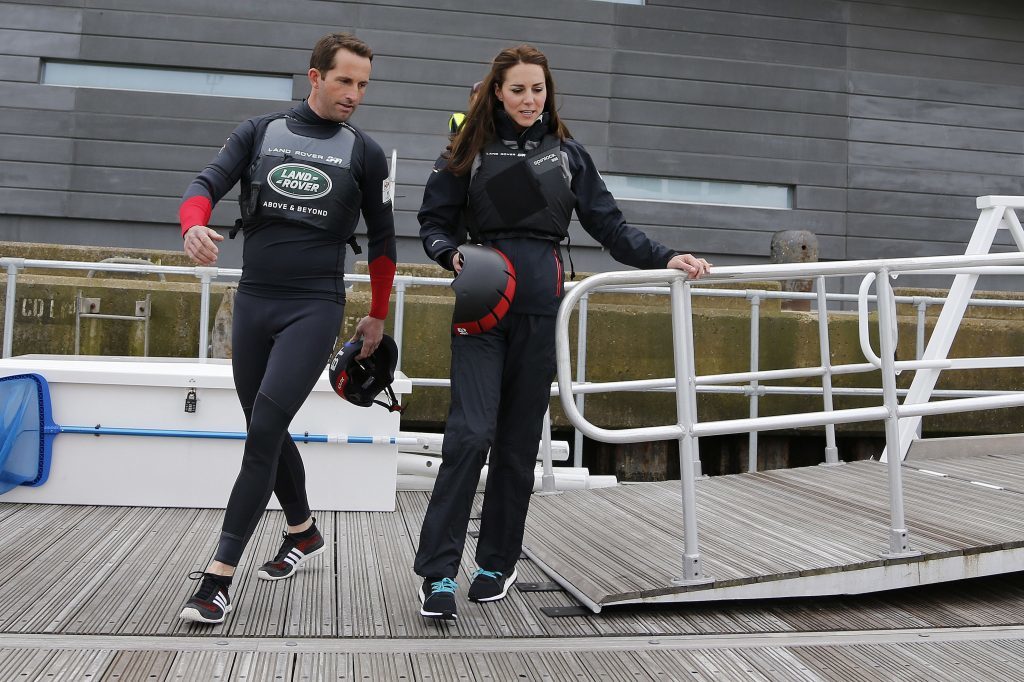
[308,48,371,123]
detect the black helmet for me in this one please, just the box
[451,244,517,335]
[328,334,403,411]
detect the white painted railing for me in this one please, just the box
[555,241,1024,583]
[2,260,1023,497]
[3,195,1024,505]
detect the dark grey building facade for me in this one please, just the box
[1,0,1022,271]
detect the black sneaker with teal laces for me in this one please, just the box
[467,568,517,602]
[179,571,232,624]
[419,576,458,621]
[257,525,326,581]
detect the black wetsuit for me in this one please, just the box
[414,112,678,580]
[179,101,396,566]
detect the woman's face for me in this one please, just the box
[495,63,546,130]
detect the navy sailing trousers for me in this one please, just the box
[414,312,557,579]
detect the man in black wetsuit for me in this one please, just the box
[176,33,396,624]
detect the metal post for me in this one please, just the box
[536,409,561,496]
[670,277,711,585]
[816,277,839,465]
[573,293,589,468]
[2,259,22,358]
[747,293,760,473]
[914,300,927,439]
[875,267,921,559]
[916,300,927,361]
[197,269,213,361]
[686,284,703,480]
[74,292,81,356]
[394,281,407,371]
[142,294,151,357]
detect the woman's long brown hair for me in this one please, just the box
[446,44,572,176]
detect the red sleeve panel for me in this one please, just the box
[179,196,213,238]
[368,254,396,319]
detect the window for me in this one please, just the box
[42,61,293,100]
[602,175,793,210]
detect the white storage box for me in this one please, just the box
[0,356,409,511]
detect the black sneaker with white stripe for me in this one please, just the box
[179,571,232,624]
[419,576,458,621]
[257,526,326,581]
[468,568,518,602]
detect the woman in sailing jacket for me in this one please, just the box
[414,44,710,621]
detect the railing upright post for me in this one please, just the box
[670,277,711,585]
[816,277,839,465]
[536,408,560,496]
[573,293,589,468]
[2,259,22,359]
[394,280,407,371]
[747,292,760,473]
[914,299,928,439]
[196,268,215,361]
[915,300,927,361]
[875,267,922,559]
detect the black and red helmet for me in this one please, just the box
[328,334,403,411]
[451,244,517,335]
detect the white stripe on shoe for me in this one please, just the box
[179,596,232,624]
[257,543,326,581]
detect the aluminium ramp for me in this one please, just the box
[521,456,1024,612]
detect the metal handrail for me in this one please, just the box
[3,252,1024,475]
[554,250,1024,584]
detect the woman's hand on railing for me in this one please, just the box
[183,225,224,266]
[667,253,712,280]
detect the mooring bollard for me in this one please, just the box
[770,230,818,311]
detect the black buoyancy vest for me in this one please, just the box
[468,134,575,241]
[238,117,363,240]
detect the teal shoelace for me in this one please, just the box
[432,577,458,593]
[472,569,502,581]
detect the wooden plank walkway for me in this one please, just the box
[3,452,1024,679]
[522,456,1024,607]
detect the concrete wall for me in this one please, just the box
[1,0,1022,277]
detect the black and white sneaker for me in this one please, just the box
[468,568,517,602]
[257,526,325,581]
[180,571,232,624]
[419,577,458,621]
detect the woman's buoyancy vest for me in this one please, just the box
[467,134,575,242]
[237,117,363,243]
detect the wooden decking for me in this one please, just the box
[524,455,1024,607]
[2,452,1024,680]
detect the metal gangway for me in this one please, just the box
[528,196,1024,612]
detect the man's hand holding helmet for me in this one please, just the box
[350,315,384,360]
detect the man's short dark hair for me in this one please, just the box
[310,33,373,73]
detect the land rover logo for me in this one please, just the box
[267,163,331,199]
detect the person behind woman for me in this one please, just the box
[414,44,710,621]
[448,81,484,136]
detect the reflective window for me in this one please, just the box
[42,61,293,100]
[602,174,793,209]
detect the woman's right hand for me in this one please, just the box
[183,225,224,265]
[667,253,712,280]
[452,250,464,274]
